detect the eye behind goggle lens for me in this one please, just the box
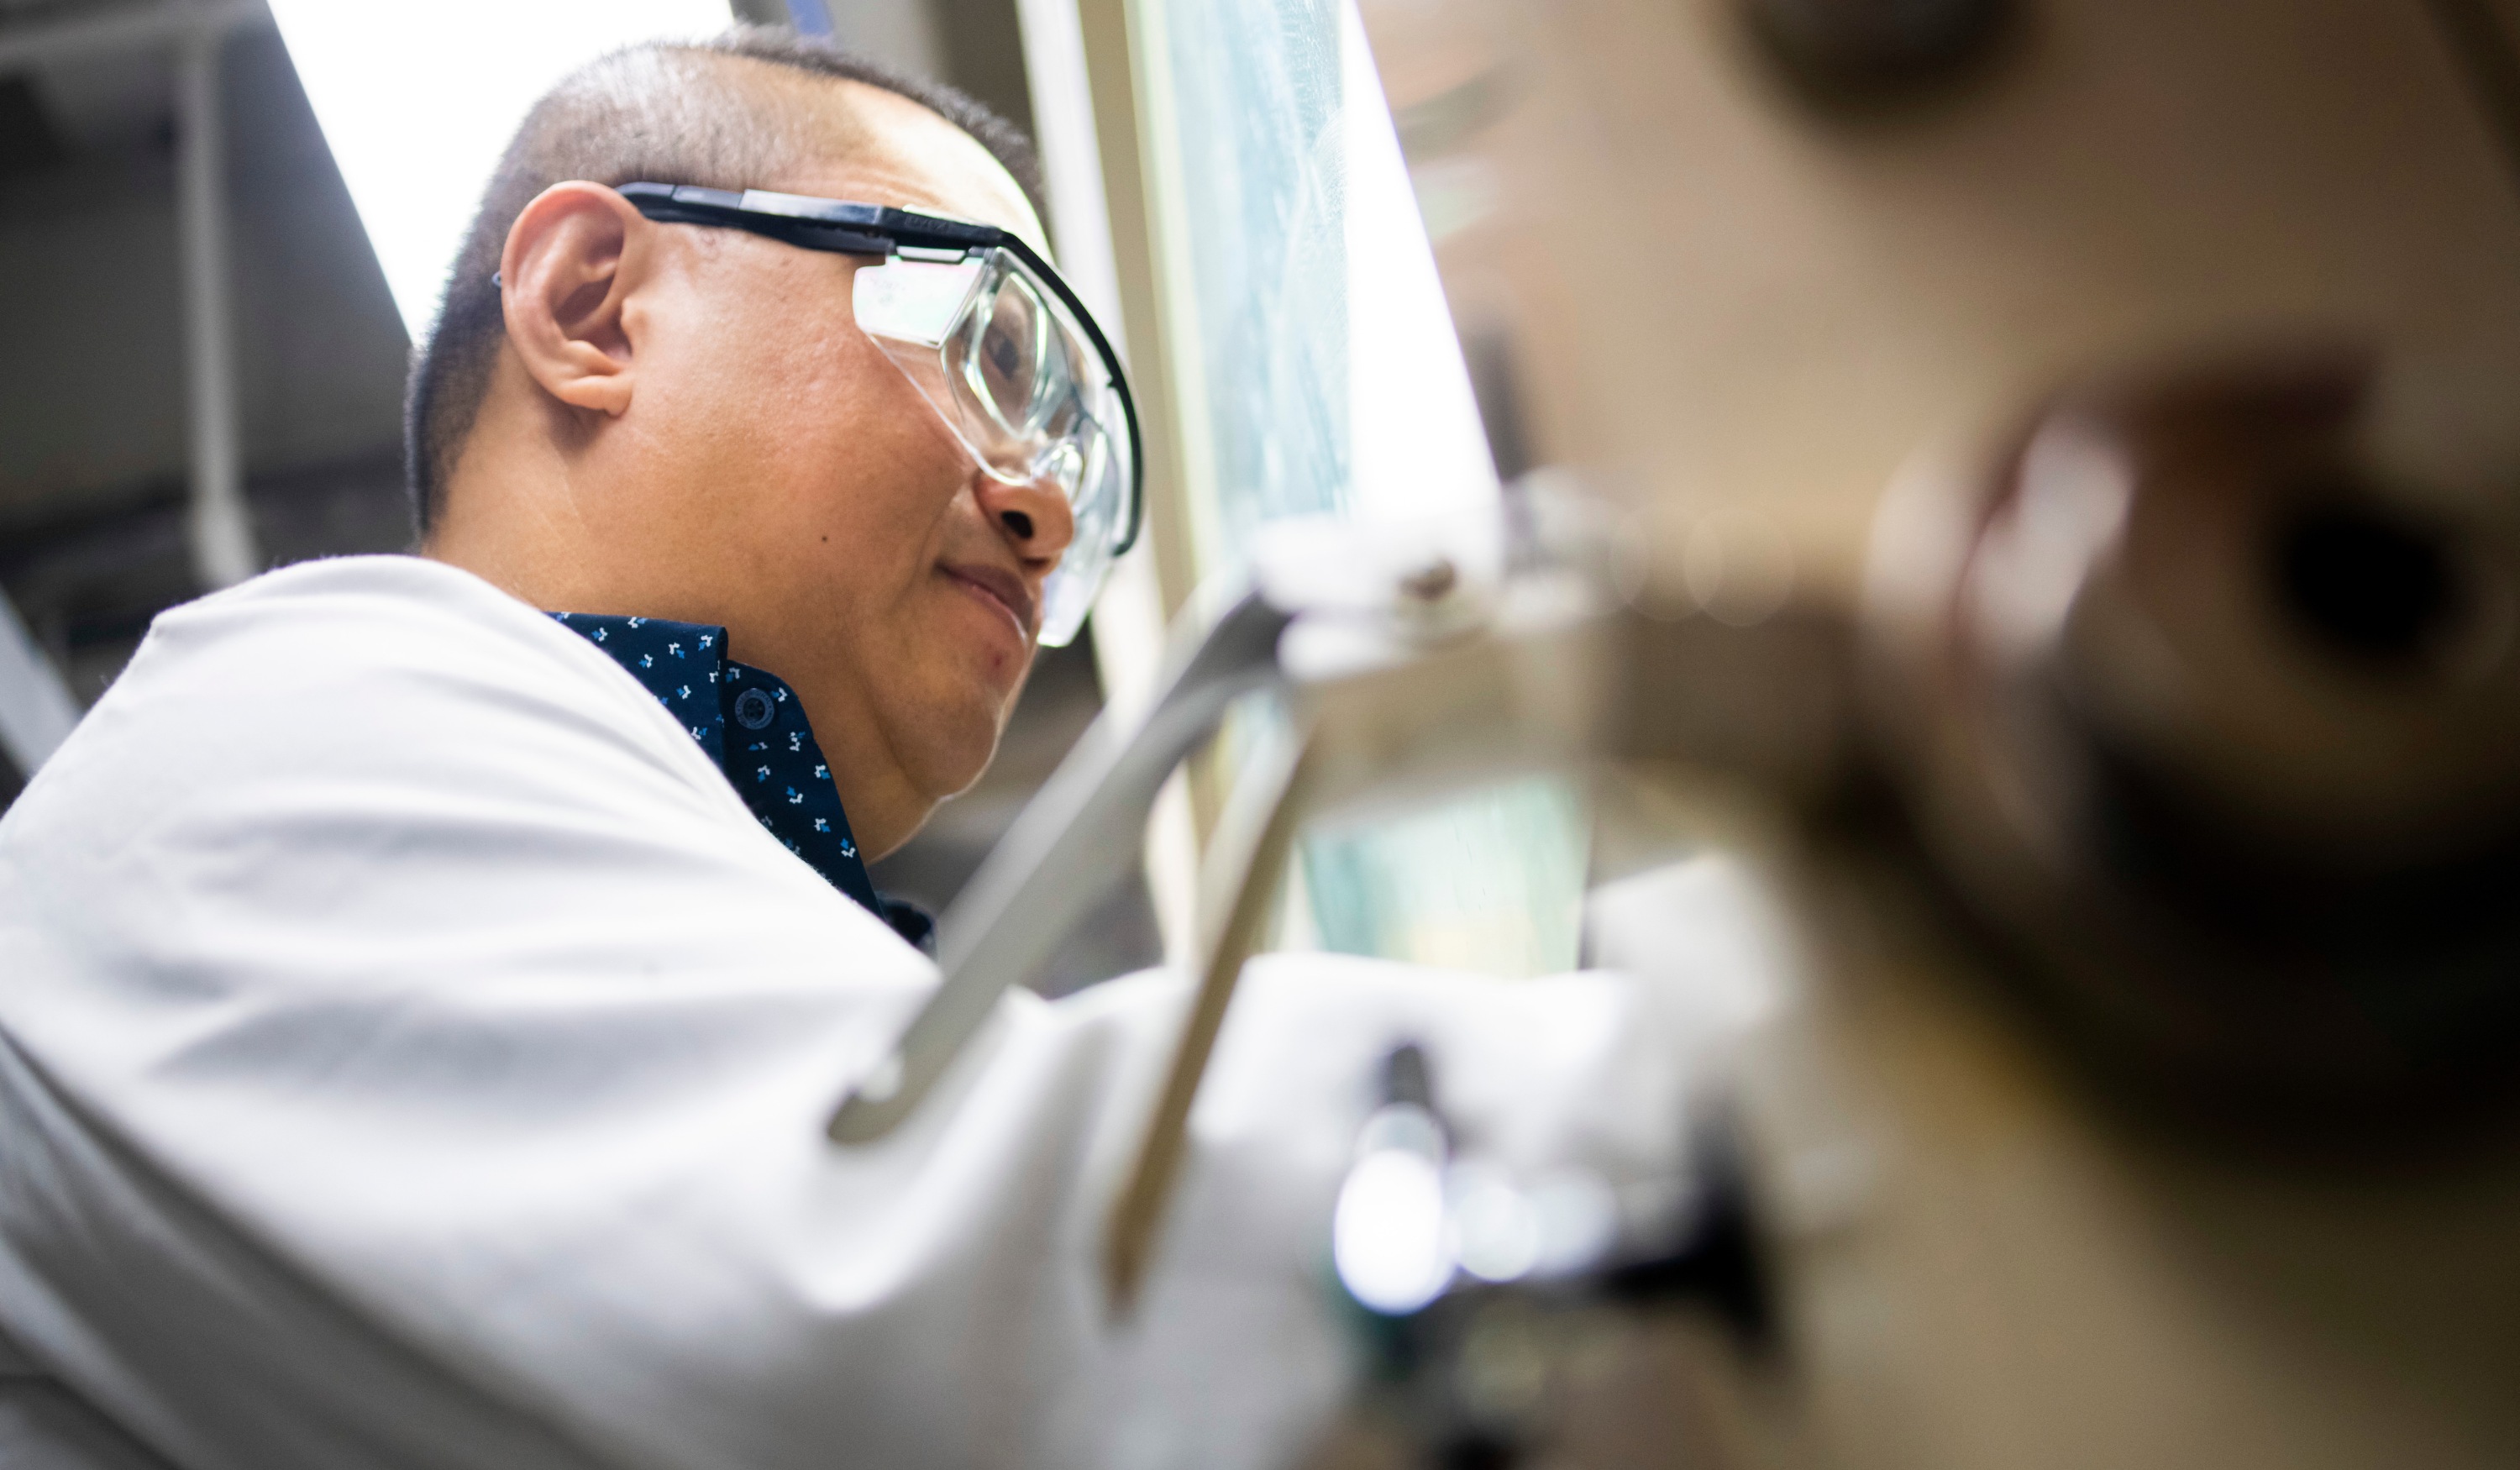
[963,274,1068,438]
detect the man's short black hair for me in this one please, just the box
[402,28,1046,536]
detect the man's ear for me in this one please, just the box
[498,182,652,417]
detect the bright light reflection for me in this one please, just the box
[266,0,732,340]
[1339,0,1498,523]
[1446,1161,1541,1284]
[1333,1149,1453,1315]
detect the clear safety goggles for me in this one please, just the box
[622,183,1143,647]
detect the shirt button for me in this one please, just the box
[733,688,777,730]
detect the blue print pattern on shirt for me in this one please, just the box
[550,612,934,953]
[554,614,728,769]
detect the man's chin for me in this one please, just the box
[902,707,1008,806]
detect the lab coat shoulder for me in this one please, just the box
[1,552,914,1005]
[0,555,951,1468]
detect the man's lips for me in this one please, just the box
[942,563,1037,641]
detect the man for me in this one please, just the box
[0,31,1710,1470]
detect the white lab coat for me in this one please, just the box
[0,555,1719,1470]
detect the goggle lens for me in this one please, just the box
[858,249,1134,646]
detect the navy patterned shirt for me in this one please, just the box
[551,612,934,954]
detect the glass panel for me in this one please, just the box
[1142,0,1588,978]
[1156,0,1352,548]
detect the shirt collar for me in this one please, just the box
[549,612,934,954]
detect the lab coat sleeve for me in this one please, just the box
[0,558,1708,1470]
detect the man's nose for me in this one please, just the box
[976,470,1076,565]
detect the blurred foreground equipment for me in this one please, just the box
[817,0,2520,1460]
[1315,0,2520,1465]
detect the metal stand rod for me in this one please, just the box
[827,590,1290,1143]
[177,22,258,591]
[1103,722,1317,1316]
